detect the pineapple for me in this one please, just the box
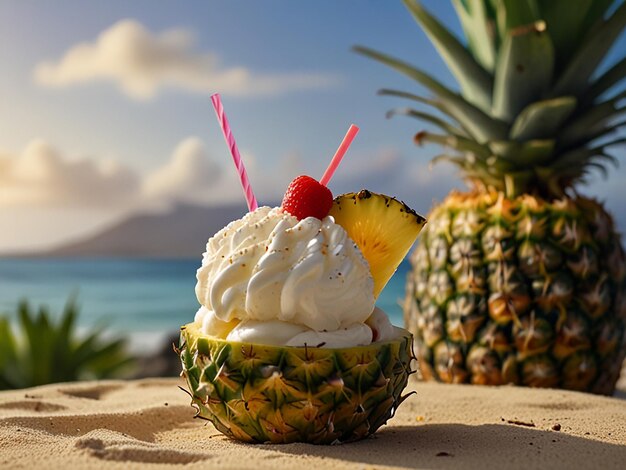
[179,191,425,443]
[178,322,412,444]
[329,190,427,296]
[356,0,626,394]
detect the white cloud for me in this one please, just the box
[0,140,139,208]
[0,137,261,211]
[142,137,222,203]
[34,19,341,100]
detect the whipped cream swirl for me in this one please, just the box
[195,207,375,332]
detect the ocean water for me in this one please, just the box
[0,258,411,352]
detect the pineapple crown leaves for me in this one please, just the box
[354,0,626,198]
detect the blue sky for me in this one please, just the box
[0,0,624,250]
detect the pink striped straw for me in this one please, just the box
[320,124,360,186]
[210,93,258,212]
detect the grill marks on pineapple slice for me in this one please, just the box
[329,190,426,297]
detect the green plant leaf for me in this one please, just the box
[378,88,439,107]
[494,0,540,33]
[599,137,626,150]
[0,299,134,390]
[18,301,42,385]
[0,318,17,366]
[378,89,451,120]
[552,2,626,96]
[591,153,620,170]
[488,139,555,166]
[583,56,626,104]
[430,153,505,188]
[0,318,22,389]
[402,0,493,111]
[71,324,111,366]
[452,0,497,72]
[578,0,618,37]
[502,169,539,198]
[492,21,555,122]
[555,139,623,172]
[568,120,626,149]
[386,107,468,137]
[414,131,492,159]
[509,97,577,141]
[51,298,79,382]
[378,89,472,137]
[536,0,593,68]
[93,356,136,379]
[588,161,610,179]
[559,92,626,147]
[83,339,134,379]
[430,153,466,167]
[354,46,508,142]
[353,46,456,98]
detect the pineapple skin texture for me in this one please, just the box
[179,322,413,444]
[405,190,626,395]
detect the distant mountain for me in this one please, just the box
[30,202,273,258]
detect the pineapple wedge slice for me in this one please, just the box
[329,190,426,297]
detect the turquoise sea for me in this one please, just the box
[0,258,410,352]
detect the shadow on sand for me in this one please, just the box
[266,423,626,469]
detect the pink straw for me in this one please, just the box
[210,93,258,212]
[320,124,360,186]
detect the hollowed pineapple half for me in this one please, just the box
[178,190,425,444]
[179,322,413,444]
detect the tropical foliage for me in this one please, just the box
[0,299,134,390]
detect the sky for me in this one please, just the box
[0,0,624,251]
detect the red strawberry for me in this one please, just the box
[281,175,333,220]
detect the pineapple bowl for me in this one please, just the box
[179,322,413,444]
[178,181,425,444]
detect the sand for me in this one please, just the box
[0,376,625,470]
